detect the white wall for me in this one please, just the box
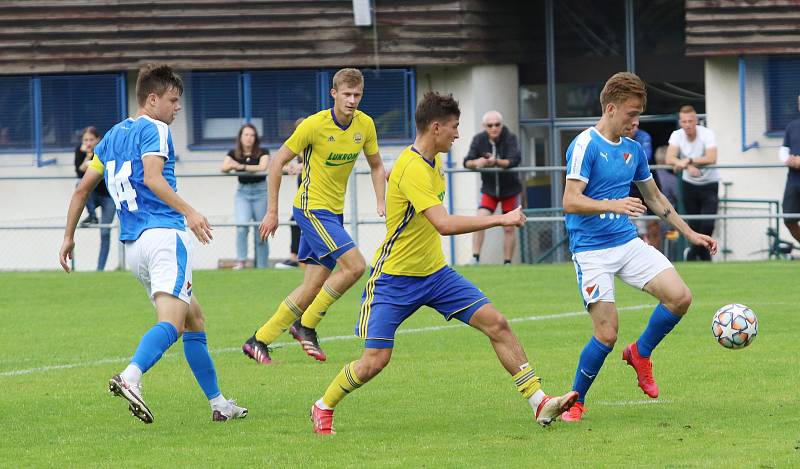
[416,64,520,265]
[704,57,788,260]
[0,64,520,271]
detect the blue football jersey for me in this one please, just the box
[564,127,652,253]
[94,115,185,241]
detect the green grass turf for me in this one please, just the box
[1,262,797,468]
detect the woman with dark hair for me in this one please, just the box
[221,124,270,268]
[74,126,116,270]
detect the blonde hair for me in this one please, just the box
[600,72,647,110]
[332,68,364,90]
[679,105,696,114]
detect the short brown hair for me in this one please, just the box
[679,105,696,114]
[415,91,460,133]
[600,72,647,110]
[332,68,364,90]
[136,63,183,106]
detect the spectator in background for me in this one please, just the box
[463,110,522,265]
[626,121,661,250]
[779,94,800,244]
[275,133,305,269]
[74,126,116,270]
[221,124,270,269]
[665,105,719,261]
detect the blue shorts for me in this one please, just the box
[355,266,490,349]
[293,207,356,270]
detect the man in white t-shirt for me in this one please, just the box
[665,105,719,261]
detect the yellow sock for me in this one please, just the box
[513,364,542,399]
[301,283,341,329]
[321,361,363,408]
[255,297,303,344]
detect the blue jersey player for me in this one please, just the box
[59,64,247,424]
[559,72,717,422]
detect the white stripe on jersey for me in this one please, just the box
[566,128,593,182]
[140,115,170,159]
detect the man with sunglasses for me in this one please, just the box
[464,110,522,265]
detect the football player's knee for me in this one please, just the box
[483,313,512,340]
[674,287,692,314]
[595,324,618,347]
[361,356,390,379]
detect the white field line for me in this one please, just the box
[594,399,672,406]
[1,304,655,378]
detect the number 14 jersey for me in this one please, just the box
[90,115,185,241]
[564,126,652,253]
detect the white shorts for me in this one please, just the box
[572,237,672,308]
[125,228,193,305]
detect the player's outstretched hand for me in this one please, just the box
[613,197,647,217]
[259,211,279,241]
[687,232,718,256]
[59,238,75,273]
[186,210,213,245]
[500,206,527,227]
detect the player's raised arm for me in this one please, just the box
[422,204,525,236]
[635,177,717,255]
[142,154,213,244]
[60,166,104,272]
[259,143,296,240]
[365,151,386,217]
[562,178,646,217]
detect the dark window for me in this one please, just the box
[0,76,33,150]
[766,56,800,134]
[359,69,413,141]
[39,75,123,150]
[189,68,415,148]
[554,0,626,117]
[251,70,318,144]
[188,72,242,146]
[635,0,705,115]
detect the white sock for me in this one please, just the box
[209,394,227,410]
[315,398,332,410]
[527,389,546,410]
[121,364,142,384]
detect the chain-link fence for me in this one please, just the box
[2,166,799,271]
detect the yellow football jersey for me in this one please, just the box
[286,108,379,214]
[372,145,447,276]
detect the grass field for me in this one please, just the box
[1,262,797,468]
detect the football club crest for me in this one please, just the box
[353,133,363,144]
[623,152,633,164]
[585,284,600,299]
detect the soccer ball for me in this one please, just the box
[711,304,758,349]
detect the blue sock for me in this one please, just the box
[130,322,178,373]
[636,304,682,358]
[572,336,613,403]
[183,331,221,400]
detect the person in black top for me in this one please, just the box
[463,111,522,265]
[74,126,116,270]
[779,94,800,244]
[221,124,270,268]
[276,117,307,269]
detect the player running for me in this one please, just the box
[309,91,578,434]
[59,63,247,424]
[242,68,386,364]
[559,72,717,421]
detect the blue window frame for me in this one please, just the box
[188,68,415,149]
[0,76,33,150]
[0,73,126,165]
[766,56,800,134]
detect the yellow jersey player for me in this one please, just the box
[309,91,578,434]
[242,68,386,363]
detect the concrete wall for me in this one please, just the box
[0,64,521,271]
[704,57,787,260]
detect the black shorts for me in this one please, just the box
[783,184,800,224]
